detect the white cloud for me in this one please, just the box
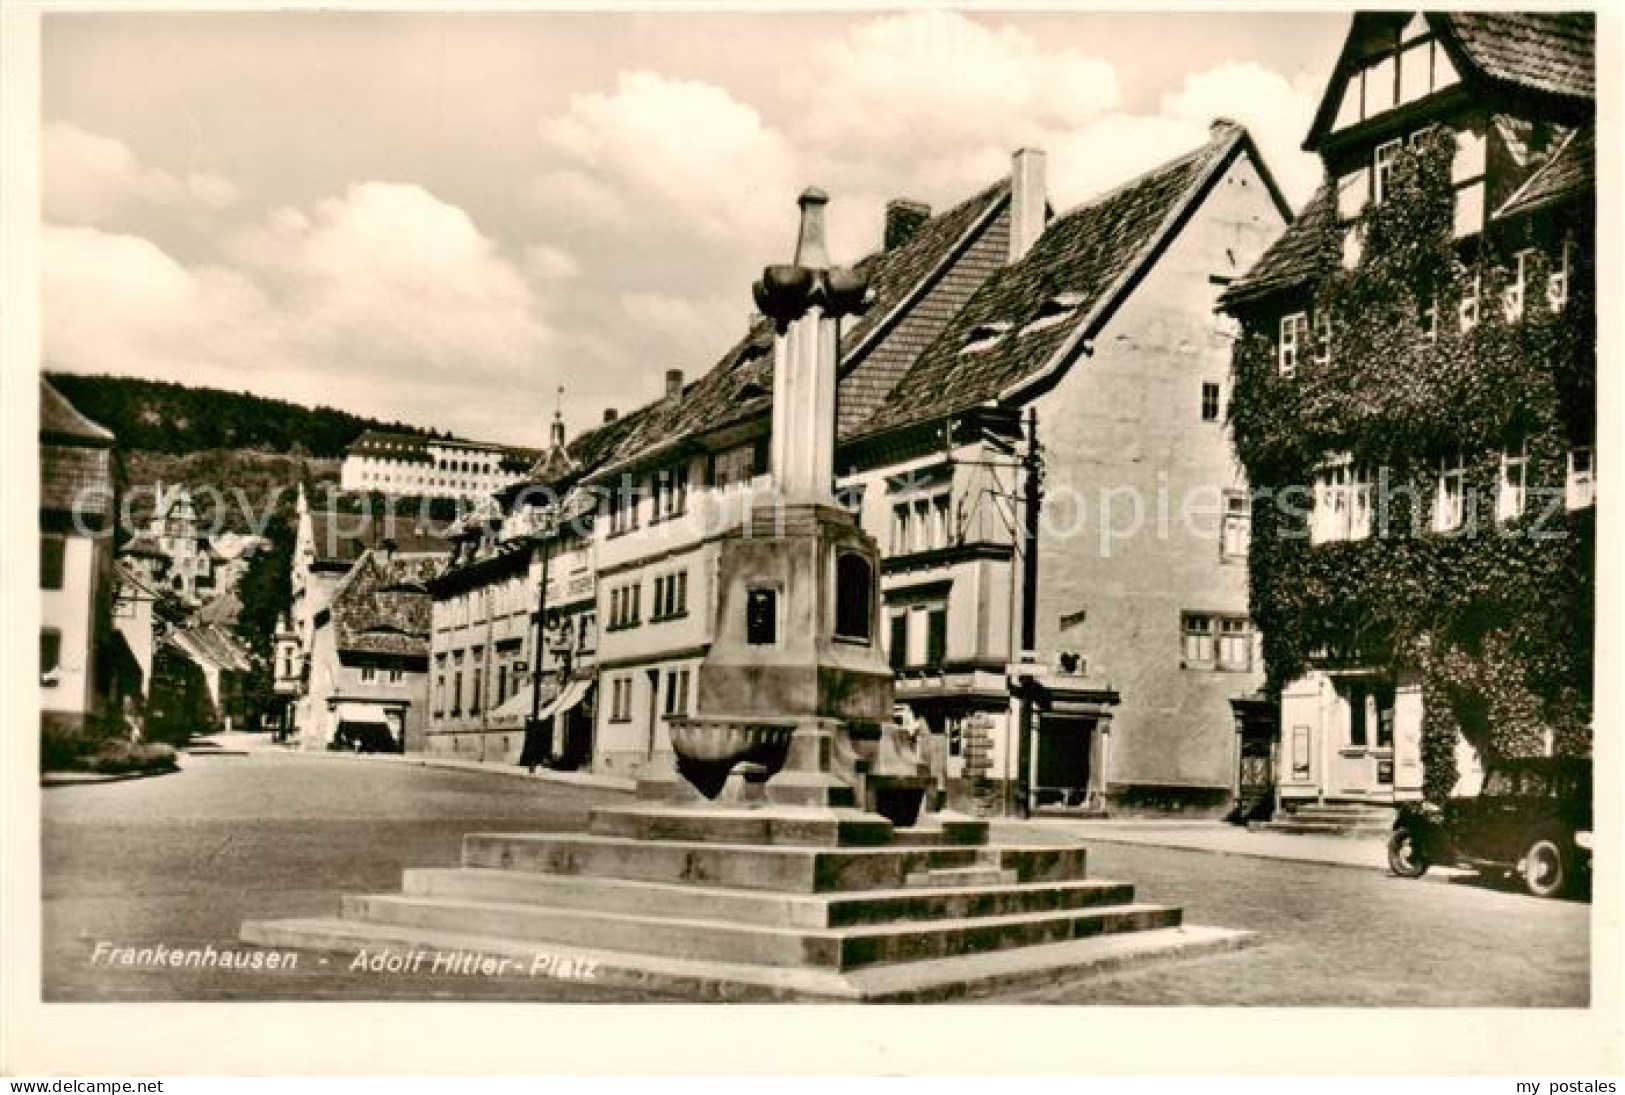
[43,122,240,224]
[524,243,580,282]
[44,184,567,444]
[1161,61,1322,204]
[532,71,797,247]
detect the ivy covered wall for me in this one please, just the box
[1227,130,1594,802]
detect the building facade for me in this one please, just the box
[120,485,221,607]
[459,124,1289,815]
[340,430,539,502]
[1220,12,1594,806]
[300,547,445,751]
[39,379,120,745]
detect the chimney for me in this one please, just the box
[884,198,931,250]
[1009,148,1048,264]
[549,409,566,450]
[603,408,619,424]
[665,368,684,399]
[1210,116,1239,137]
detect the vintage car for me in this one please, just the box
[1387,756,1592,898]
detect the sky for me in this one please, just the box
[41,9,1348,448]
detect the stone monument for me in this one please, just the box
[242,191,1252,1001]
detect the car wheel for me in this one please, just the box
[1522,836,1567,898]
[1388,829,1429,878]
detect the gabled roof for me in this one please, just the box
[169,624,254,673]
[853,123,1266,439]
[1218,181,1336,310]
[574,177,1016,484]
[40,378,114,446]
[196,589,243,627]
[328,549,444,658]
[1305,12,1594,151]
[1445,12,1594,101]
[113,559,159,601]
[1495,123,1594,221]
[307,510,452,566]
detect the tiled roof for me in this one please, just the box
[1495,124,1594,221]
[42,442,114,517]
[196,589,243,626]
[1218,181,1336,309]
[40,378,114,446]
[838,182,1011,437]
[572,178,1014,481]
[329,549,445,658]
[348,429,541,468]
[170,624,254,673]
[854,124,1249,439]
[1444,12,1594,101]
[307,510,452,566]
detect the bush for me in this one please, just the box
[80,741,179,776]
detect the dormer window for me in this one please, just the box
[960,321,1013,354]
[1019,292,1085,336]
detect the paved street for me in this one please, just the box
[43,749,1589,1005]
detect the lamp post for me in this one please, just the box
[524,511,556,771]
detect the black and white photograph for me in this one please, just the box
[3,1,1617,1079]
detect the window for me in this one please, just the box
[1567,447,1595,510]
[1201,382,1221,422]
[1312,459,1373,543]
[1313,311,1333,367]
[653,571,688,621]
[1459,276,1480,332]
[1435,456,1467,532]
[607,481,641,536]
[40,534,66,590]
[834,552,874,641]
[1221,491,1250,561]
[470,664,482,714]
[1278,313,1307,376]
[1548,239,1573,311]
[609,676,633,722]
[746,587,777,646]
[712,444,756,489]
[925,605,948,666]
[1420,297,1438,344]
[890,489,953,554]
[663,669,691,719]
[888,613,908,670]
[1497,442,1529,523]
[609,583,642,629]
[961,321,1013,354]
[1373,139,1401,205]
[654,464,689,520]
[1181,614,1216,667]
[1344,680,1396,749]
[451,670,463,716]
[1218,618,1252,672]
[1504,249,1532,321]
[40,628,61,686]
[361,666,376,683]
[496,665,508,705]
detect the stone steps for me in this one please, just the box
[904,865,1017,889]
[461,831,1089,894]
[1253,803,1396,838]
[401,867,1134,928]
[339,892,1183,971]
[239,915,1255,1003]
[588,803,987,848]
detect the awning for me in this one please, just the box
[333,702,392,727]
[486,677,592,729]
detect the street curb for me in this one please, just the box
[998,823,1474,885]
[41,765,181,788]
[262,746,639,794]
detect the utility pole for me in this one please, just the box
[1013,406,1043,818]
[525,519,554,769]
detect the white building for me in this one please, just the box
[340,430,539,502]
